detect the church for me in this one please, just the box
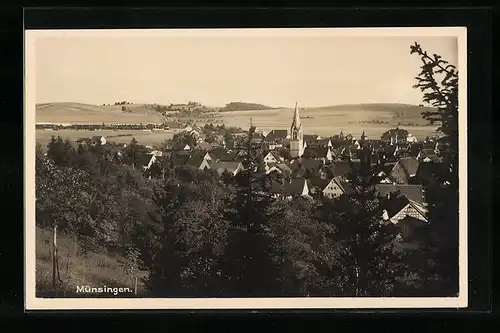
[289,102,304,158]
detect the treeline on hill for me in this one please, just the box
[219,102,275,112]
[36,123,169,130]
[36,127,454,298]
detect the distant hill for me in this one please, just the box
[306,103,436,124]
[35,102,164,124]
[309,103,434,115]
[219,102,276,112]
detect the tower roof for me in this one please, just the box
[291,101,301,129]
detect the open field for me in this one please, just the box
[35,102,440,142]
[36,102,164,124]
[36,227,148,297]
[36,129,177,148]
[216,104,440,140]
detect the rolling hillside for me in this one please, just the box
[36,102,164,124]
[306,103,435,123]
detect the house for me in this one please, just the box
[373,162,397,184]
[408,142,423,157]
[412,162,447,186]
[302,146,334,163]
[381,194,428,224]
[138,154,157,170]
[375,184,425,206]
[209,161,244,176]
[389,157,420,184]
[309,177,354,199]
[171,142,191,151]
[330,160,356,180]
[417,148,442,163]
[281,178,312,199]
[265,165,283,175]
[263,129,289,143]
[381,195,429,252]
[290,158,323,178]
[305,138,332,149]
[210,148,235,162]
[275,162,293,175]
[185,154,211,170]
[197,141,212,151]
[91,136,106,146]
[263,151,282,165]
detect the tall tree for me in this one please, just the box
[319,150,405,296]
[218,125,282,296]
[411,42,459,296]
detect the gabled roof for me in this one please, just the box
[383,195,428,221]
[209,161,243,175]
[334,177,355,195]
[291,158,323,171]
[171,142,190,150]
[415,162,446,181]
[264,150,281,161]
[264,129,288,142]
[396,157,420,177]
[308,178,332,191]
[384,145,398,155]
[185,155,205,168]
[375,184,425,205]
[330,160,353,178]
[137,154,157,168]
[303,134,318,142]
[171,155,190,167]
[197,141,212,150]
[210,148,235,162]
[275,162,292,174]
[283,178,307,196]
[302,146,330,159]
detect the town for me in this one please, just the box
[40,102,450,258]
[34,39,459,300]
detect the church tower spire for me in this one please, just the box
[290,102,304,158]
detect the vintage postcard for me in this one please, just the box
[25,27,467,310]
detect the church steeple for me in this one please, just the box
[292,102,301,129]
[290,101,303,158]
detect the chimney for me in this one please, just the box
[382,209,389,221]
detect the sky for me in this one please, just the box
[34,30,459,108]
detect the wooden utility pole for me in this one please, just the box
[52,224,58,290]
[134,276,138,296]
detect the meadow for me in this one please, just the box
[216,104,439,140]
[36,129,177,148]
[36,227,148,297]
[35,102,439,146]
[36,102,164,124]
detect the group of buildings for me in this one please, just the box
[78,102,450,251]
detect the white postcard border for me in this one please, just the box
[24,27,468,310]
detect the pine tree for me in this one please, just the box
[320,151,405,296]
[219,125,282,296]
[411,42,459,296]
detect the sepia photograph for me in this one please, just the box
[25,27,467,309]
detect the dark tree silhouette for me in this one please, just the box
[411,42,459,296]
